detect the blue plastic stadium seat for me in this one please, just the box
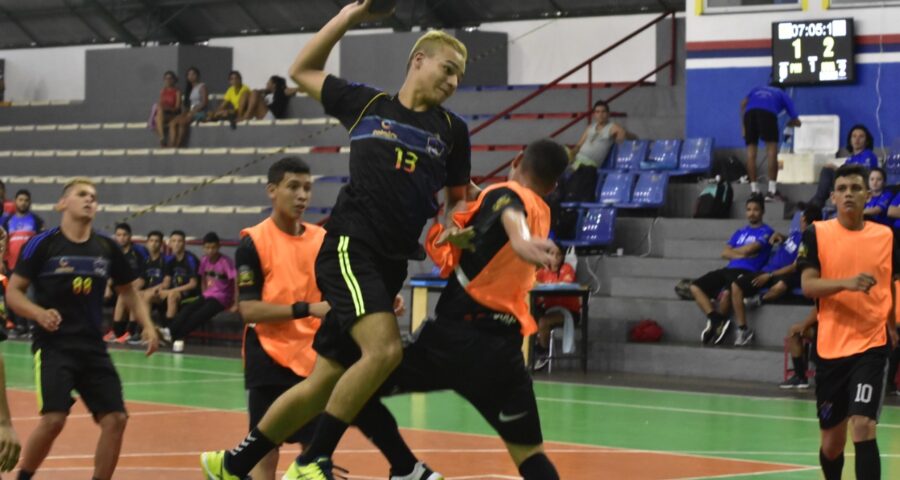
[608,140,649,171]
[675,137,714,175]
[560,205,617,248]
[620,172,669,208]
[599,172,636,205]
[886,152,900,185]
[641,140,682,170]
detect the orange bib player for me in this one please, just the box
[381,139,570,480]
[796,164,899,480]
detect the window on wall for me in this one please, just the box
[704,0,801,14]
[828,0,900,7]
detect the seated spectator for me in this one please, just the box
[0,181,14,217]
[103,223,149,344]
[779,307,817,389]
[157,230,201,342]
[137,230,168,315]
[863,167,892,225]
[167,232,235,352]
[570,100,628,169]
[208,70,250,126]
[532,246,581,370]
[245,75,296,121]
[807,124,879,207]
[169,67,208,148]
[690,195,773,345]
[730,204,822,346]
[155,71,182,147]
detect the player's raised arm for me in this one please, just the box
[500,208,557,269]
[289,0,392,101]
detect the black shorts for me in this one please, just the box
[247,385,319,445]
[381,319,543,446]
[733,271,801,297]
[692,268,752,298]
[313,234,407,367]
[744,109,779,145]
[34,345,126,417]
[815,345,889,430]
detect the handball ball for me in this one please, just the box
[359,0,397,14]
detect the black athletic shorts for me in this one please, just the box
[381,319,543,446]
[815,345,889,430]
[33,345,126,418]
[744,108,779,145]
[692,268,752,298]
[733,271,801,297]
[313,234,408,367]
[247,385,319,445]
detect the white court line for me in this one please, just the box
[534,396,900,429]
[672,466,820,480]
[1,352,243,377]
[14,408,229,422]
[680,451,900,459]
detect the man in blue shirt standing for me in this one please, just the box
[730,204,822,346]
[690,195,774,344]
[741,84,801,201]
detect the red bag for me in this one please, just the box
[630,319,663,343]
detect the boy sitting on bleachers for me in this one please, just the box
[689,195,773,345]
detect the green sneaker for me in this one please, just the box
[282,457,340,480]
[200,450,242,480]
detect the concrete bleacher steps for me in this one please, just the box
[660,182,821,220]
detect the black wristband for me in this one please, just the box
[291,302,310,319]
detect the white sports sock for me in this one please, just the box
[769,180,777,194]
[750,182,759,193]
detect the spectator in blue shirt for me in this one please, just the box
[741,84,801,201]
[864,167,892,225]
[691,195,774,345]
[729,204,822,346]
[807,124,879,207]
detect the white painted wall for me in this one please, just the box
[687,1,900,42]
[0,15,660,101]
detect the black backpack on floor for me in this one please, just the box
[694,180,733,218]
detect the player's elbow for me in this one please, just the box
[237,302,257,323]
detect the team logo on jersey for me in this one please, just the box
[493,195,512,212]
[238,265,254,287]
[55,257,74,274]
[372,120,398,141]
[426,135,446,157]
[93,258,109,276]
[797,242,808,259]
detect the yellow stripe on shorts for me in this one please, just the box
[338,236,365,317]
[34,349,42,411]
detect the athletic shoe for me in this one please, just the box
[282,457,340,480]
[779,375,810,389]
[173,339,185,353]
[113,332,131,344]
[126,333,144,346]
[199,450,242,480]
[701,319,716,344]
[713,319,732,345]
[533,354,550,372]
[734,328,754,347]
[103,330,117,343]
[159,327,172,343]
[390,462,444,480]
[743,294,763,309]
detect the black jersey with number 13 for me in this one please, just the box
[321,75,471,259]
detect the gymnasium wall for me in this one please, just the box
[0,14,660,102]
[686,2,900,150]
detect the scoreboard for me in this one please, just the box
[772,18,855,85]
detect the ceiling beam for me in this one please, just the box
[63,0,107,41]
[135,0,194,43]
[0,5,42,45]
[85,0,141,46]
[235,0,269,33]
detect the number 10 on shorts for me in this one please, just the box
[855,383,873,403]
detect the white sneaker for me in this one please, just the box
[390,462,443,480]
[734,328,754,347]
[159,327,172,343]
[172,340,185,353]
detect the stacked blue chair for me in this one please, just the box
[675,137,714,175]
[621,172,669,208]
[641,139,682,171]
[605,140,649,171]
[886,152,900,186]
[560,206,617,248]
[599,172,636,205]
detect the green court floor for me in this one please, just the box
[2,340,897,479]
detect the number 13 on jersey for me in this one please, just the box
[395,147,419,173]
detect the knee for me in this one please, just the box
[99,412,128,434]
[731,282,742,295]
[366,341,403,372]
[689,284,703,298]
[40,414,67,435]
[850,415,876,441]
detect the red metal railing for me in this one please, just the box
[471,10,678,184]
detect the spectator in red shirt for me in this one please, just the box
[533,247,581,369]
[155,71,182,147]
[0,182,14,217]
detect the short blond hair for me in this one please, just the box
[407,30,468,72]
[62,177,95,196]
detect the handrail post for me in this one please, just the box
[670,11,677,86]
[587,63,593,126]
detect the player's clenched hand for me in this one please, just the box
[310,301,331,319]
[515,238,559,269]
[438,226,476,252]
[142,326,160,356]
[845,273,876,293]
[0,423,21,472]
[393,294,406,317]
[35,308,62,332]
[788,323,806,337]
[344,0,394,26]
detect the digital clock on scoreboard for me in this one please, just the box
[772,18,855,85]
